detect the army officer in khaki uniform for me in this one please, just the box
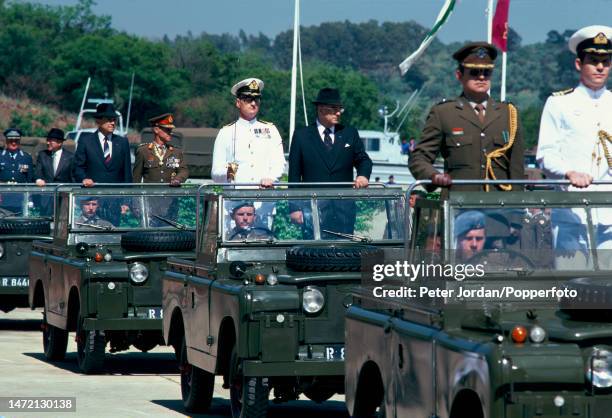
[133,113,188,186]
[409,42,524,193]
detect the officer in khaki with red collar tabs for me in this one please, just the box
[409,42,524,194]
[133,113,188,186]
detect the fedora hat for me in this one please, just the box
[46,128,65,141]
[312,88,343,106]
[93,103,118,119]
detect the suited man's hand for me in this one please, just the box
[354,176,369,188]
[82,178,95,188]
[169,178,181,187]
[290,210,304,224]
[36,179,46,187]
[431,173,452,187]
[260,178,274,189]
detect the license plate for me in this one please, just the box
[324,345,344,361]
[0,277,29,287]
[145,307,163,319]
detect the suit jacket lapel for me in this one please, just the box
[56,150,69,177]
[329,125,344,169]
[456,96,482,129]
[482,97,503,130]
[92,130,105,162]
[310,125,334,171]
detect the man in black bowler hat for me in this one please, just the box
[72,103,132,186]
[35,128,74,186]
[288,87,372,237]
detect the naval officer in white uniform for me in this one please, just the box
[536,25,612,256]
[211,77,286,187]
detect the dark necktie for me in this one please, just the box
[103,137,111,165]
[475,103,486,124]
[323,128,333,151]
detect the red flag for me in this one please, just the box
[492,0,510,52]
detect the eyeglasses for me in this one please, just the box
[468,68,493,78]
[320,106,345,114]
[159,127,173,135]
[239,96,261,104]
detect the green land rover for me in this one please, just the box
[0,184,54,313]
[162,185,405,417]
[346,182,612,418]
[29,185,197,374]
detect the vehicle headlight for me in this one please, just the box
[129,262,149,284]
[0,243,4,259]
[302,287,325,314]
[586,348,612,388]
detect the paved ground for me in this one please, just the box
[0,308,349,418]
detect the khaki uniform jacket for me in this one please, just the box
[133,143,189,183]
[409,95,524,192]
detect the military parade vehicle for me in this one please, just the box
[0,184,54,313]
[162,184,405,416]
[345,181,612,418]
[28,185,197,374]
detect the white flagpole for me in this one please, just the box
[501,51,507,101]
[289,0,300,148]
[487,0,494,42]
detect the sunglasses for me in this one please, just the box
[468,68,493,78]
[321,106,345,114]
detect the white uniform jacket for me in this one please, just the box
[211,117,286,184]
[537,83,612,190]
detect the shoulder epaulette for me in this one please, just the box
[137,142,150,148]
[435,98,456,107]
[552,88,574,97]
[259,120,274,125]
[224,121,237,127]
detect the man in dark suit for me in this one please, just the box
[288,88,373,238]
[35,128,74,186]
[72,103,132,186]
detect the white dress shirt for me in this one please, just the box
[52,149,63,175]
[211,117,286,184]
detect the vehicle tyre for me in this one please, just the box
[120,231,196,252]
[303,387,335,403]
[76,319,105,374]
[286,245,383,272]
[42,312,68,361]
[0,219,50,235]
[180,337,214,413]
[229,347,269,418]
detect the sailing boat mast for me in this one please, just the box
[289,0,300,147]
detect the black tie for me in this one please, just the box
[323,128,333,151]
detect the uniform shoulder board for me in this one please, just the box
[259,120,274,125]
[224,121,237,127]
[435,98,455,106]
[137,142,150,148]
[552,88,574,97]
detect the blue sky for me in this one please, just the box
[32,0,612,44]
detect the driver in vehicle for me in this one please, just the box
[454,210,486,261]
[76,196,114,229]
[227,201,273,241]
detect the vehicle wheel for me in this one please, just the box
[303,387,335,403]
[42,312,68,361]
[180,337,214,412]
[76,319,105,374]
[286,245,383,272]
[229,348,269,418]
[0,219,51,235]
[120,231,196,252]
